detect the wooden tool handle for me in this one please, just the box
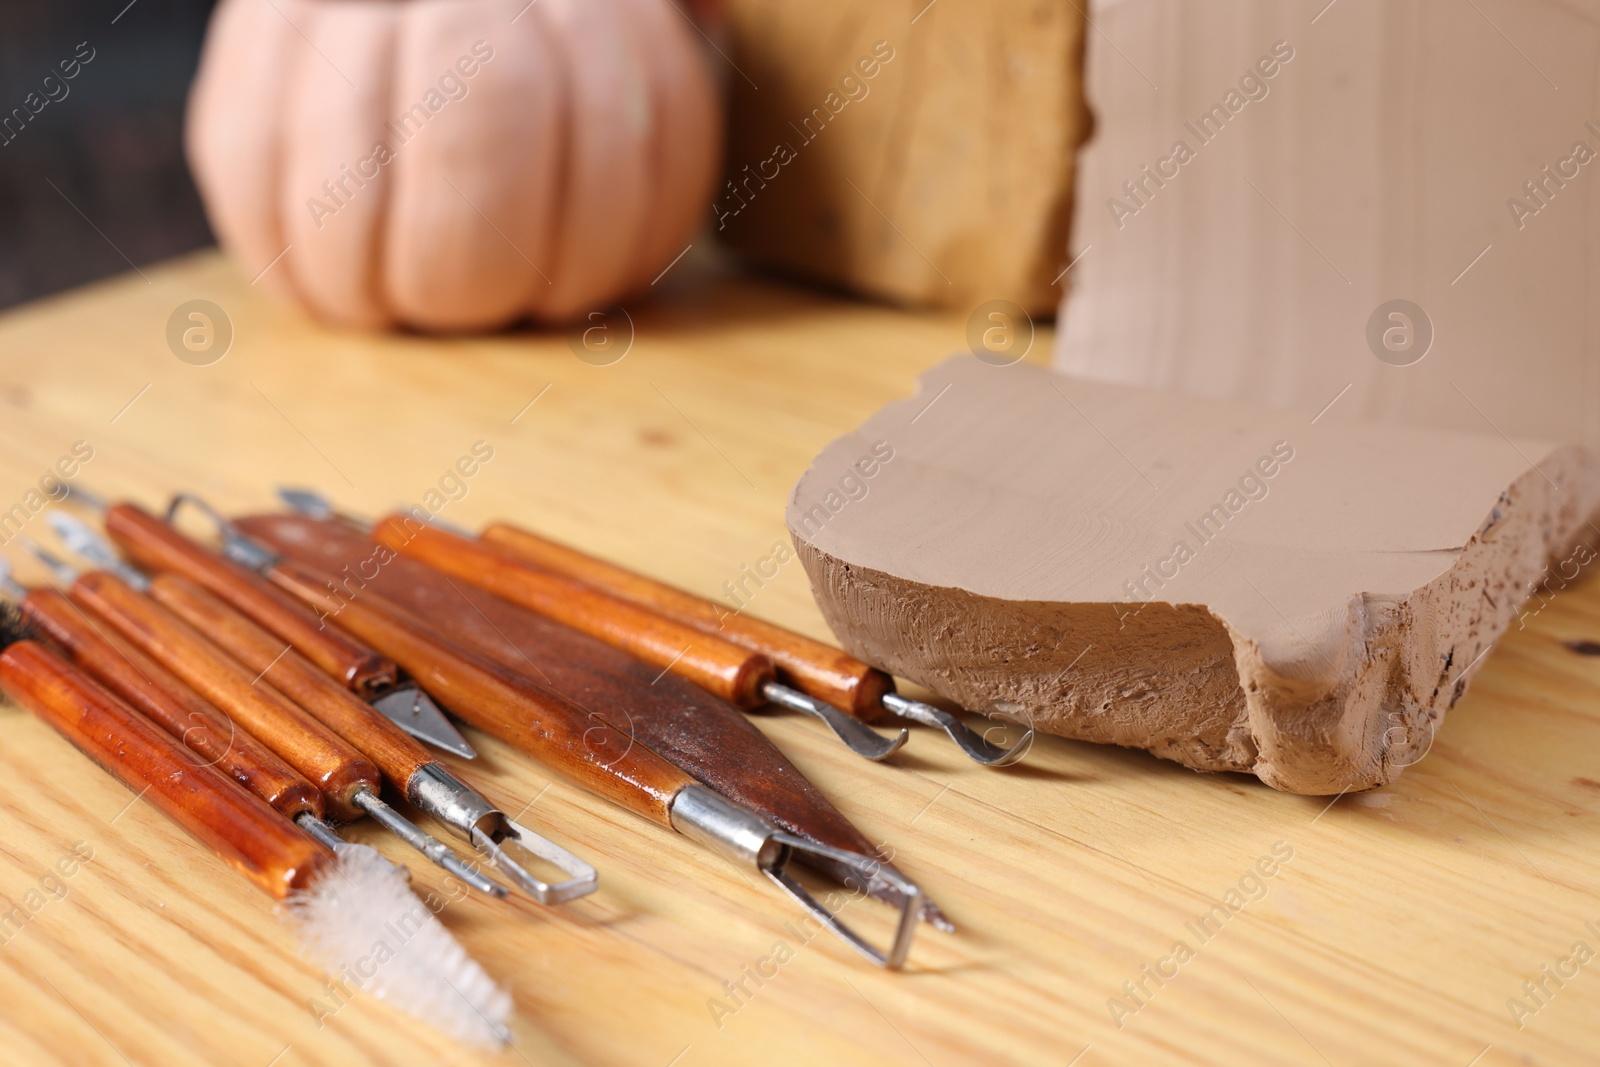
[105,502,397,696]
[268,558,698,826]
[0,641,331,899]
[69,571,380,821]
[147,572,434,787]
[481,521,895,720]
[371,515,776,708]
[21,588,324,823]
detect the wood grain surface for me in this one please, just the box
[0,251,1594,1066]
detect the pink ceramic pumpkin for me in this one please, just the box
[186,0,720,332]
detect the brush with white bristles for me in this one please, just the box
[286,841,512,1048]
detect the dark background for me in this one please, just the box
[0,0,217,309]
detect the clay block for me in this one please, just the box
[1055,0,1600,447]
[716,0,1089,315]
[787,356,1600,794]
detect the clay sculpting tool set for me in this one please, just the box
[232,507,950,930]
[0,485,999,1043]
[157,496,928,964]
[280,489,1033,766]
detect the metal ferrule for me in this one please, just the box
[405,763,507,843]
[217,531,281,572]
[668,785,922,969]
[668,785,786,869]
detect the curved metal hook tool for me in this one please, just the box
[880,692,1034,767]
[165,491,275,568]
[761,682,908,762]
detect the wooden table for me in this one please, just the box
[0,252,1594,1066]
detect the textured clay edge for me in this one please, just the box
[790,444,1600,795]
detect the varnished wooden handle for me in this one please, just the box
[147,572,435,788]
[267,557,698,827]
[105,502,397,696]
[481,521,895,721]
[371,515,776,708]
[0,641,332,899]
[21,588,324,823]
[69,571,380,822]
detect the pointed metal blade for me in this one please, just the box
[371,686,478,758]
[277,487,335,520]
[61,483,109,513]
[47,511,148,589]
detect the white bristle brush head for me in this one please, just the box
[284,843,512,1049]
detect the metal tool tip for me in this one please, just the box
[277,487,335,520]
[0,567,19,602]
[45,509,83,540]
[443,853,510,898]
[62,484,109,513]
[670,787,921,968]
[921,900,957,933]
[861,866,954,932]
[353,789,509,899]
[473,820,599,905]
[770,832,922,969]
[763,682,908,762]
[945,722,1035,767]
[850,723,910,762]
[47,511,147,587]
[295,813,348,853]
[19,539,78,585]
[371,686,478,759]
[880,692,1034,767]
